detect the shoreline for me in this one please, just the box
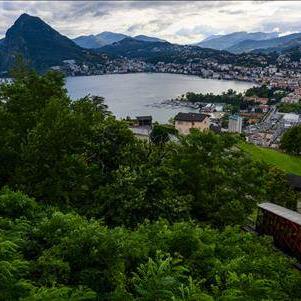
[0,70,259,86]
[160,98,226,111]
[64,71,259,85]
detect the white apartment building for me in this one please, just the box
[228,115,243,133]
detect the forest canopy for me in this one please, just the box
[0,67,300,300]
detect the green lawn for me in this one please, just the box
[239,142,301,176]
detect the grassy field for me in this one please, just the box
[239,143,301,176]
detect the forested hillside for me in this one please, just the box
[0,65,300,300]
[0,13,104,73]
[97,37,274,66]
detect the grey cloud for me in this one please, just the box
[176,25,217,37]
[2,2,22,12]
[218,9,244,15]
[262,21,301,33]
[93,10,110,18]
[49,2,112,20]
[127,19,171,35]
[127,24,144,33]
[0,1,301,43]
[124,0,232,13]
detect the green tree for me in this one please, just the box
[263,167,299,210]
[0,67,137,208]
[0,68,67,185]
[278,102,301,114]
[20,287,97,301]
[245,85,270,98]
[150,124,171,145]
[9,55,33,79]
[280,125,301,155]
[169,130,265,227]
[132,253,212,301]
[96,155,191,227]
[0,187,37,219]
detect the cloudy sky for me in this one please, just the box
[1,1,301,44]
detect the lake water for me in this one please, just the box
[66,73,255,123]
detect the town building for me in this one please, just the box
[256,202,301,261]
[200,103,216,113]
[174,112,210,135]
[244,96,269,105]
[282,113,300,128]
[228,115,243,133]
[136,116,152,127]
[130,126,151,141]
[259,105,270,113]
[129,116,153,140]
[281,93,300,104]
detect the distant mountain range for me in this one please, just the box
[0,14,238,73]
[96,37,233,63]
[134,35,166,43]
[228,33,301,54]
[197,31,301,55]
[73,32,166,49]
[95,37,272,67]
[73,32,128,49]
[1,13,301,74]
[200,35,223,42]
[0,13,104,72]
[197,31,279,51]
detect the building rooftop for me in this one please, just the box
[174,112,209,122]
[283,113,299,122]
[136,116,152,121]
[229,114,242,121]
[130,126,151,136]
[258,202,301,226]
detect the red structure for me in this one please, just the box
[256,203,301,261]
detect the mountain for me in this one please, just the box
[197,31,278,50]
[96,37,278,67]
[276,45,301,62]
[97,31,129,45]
[0,13,103,72]
[96,37,270,67]
[0,13,278,73]
[73,35,106,49]
[73,32,167,49]
[227,32,301,54]
[134,35,166,43]
[201,35,223,42]
[73,31,128,49]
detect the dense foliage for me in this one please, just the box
[183,86,287,111]
[184,89,243,105]
[245,85,289,105]
[182,88,271,113]
[245,85,272,99]
[0,67,300,300]
[278,102,301,113]
[150,124,177,145]
[280,125,301,155]
[1,189,301,301]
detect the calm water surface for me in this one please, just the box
[66,73,255,123]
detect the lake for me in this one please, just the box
[66,73,255,123]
